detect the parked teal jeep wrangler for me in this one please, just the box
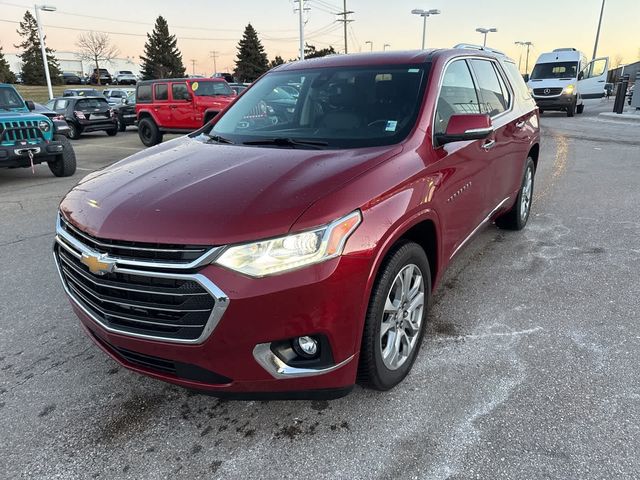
[0,83,76,177]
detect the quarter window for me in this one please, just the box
[469,59,511,116]
[434,60,480,135]
[154,83,168,101]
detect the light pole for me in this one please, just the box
[515,41,533,74]
[365,40,373,52]
[411,9,441,50]
[475,27,497,47]
[383,43,391,51]
[592,0,605,60]
[34,4,56,100]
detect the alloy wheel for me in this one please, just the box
[520,167,533,221]
[380,264,425,370]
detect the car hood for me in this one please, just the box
[60,136,401,246]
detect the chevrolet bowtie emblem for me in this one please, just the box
[81,252,116,276]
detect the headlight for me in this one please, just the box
[563,84,575,95]
[38,120,51,132]
[215,211,362,277]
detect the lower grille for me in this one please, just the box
[92,332,232,384]
[533,87,563,96]
[55,244,216,341]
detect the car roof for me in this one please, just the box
[274,48,512,72]
[55,96,107,100]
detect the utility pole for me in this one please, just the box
[34,4,56,100]
[524,42,533,75]
[294,0,310,59]
[209,51,218,75]
[592,0,606,60]
[190,59,196,76]
[336,0,354,54]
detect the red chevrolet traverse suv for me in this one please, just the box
[54,47,540,399]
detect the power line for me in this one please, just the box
[335,0,354,54]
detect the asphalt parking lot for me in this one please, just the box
[1,99,639,479]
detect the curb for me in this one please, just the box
[599,112,640,123]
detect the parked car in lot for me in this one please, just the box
[46,96,118,139]
[0,83,76,176]
[228,83,248,95]
[135,77,236,146]
[102,88,135,106]
[54,48,540,398]
[112,91,136,131]
[62,72,83,85]
[63,88,101,97]
[113,70,137,85]
[89,68,113,85]
[32,102,71,137]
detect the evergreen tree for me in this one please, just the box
[234,24,269,82]
[0,45,16,83]
[14,10,62,85]
[269,55,285,69]
[304,44,336,59]
[140,16,186,80]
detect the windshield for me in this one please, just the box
[530,62,578,80]
[0,87,25,110]
[192,81,233,97]
[119,71,133,75]
[204,64,428,149]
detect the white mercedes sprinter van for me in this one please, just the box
[527,48,609,116]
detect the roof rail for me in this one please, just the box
[453,43,506,57]
[552,48,577,52]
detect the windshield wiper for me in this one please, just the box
[242,137,329,149]
[202,133,234,145]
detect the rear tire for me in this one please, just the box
[496,157,535,231]
[576,103,584,114]
[47,135,76,177]
[358,241,431,391]
[67,122,82,140]
[138,117,162,147]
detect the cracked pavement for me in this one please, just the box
[1,100,639,479]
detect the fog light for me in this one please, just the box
[295,336,318,358]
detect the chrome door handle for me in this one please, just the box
[482,139,496,150]
[515,120,526,128]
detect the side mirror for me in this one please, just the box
[522,74,530,82]
[25,100,35,111]
[578,71,584,81]
[435,114,493,146]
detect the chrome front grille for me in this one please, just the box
[533,87,563,97]
[54,214,229,343]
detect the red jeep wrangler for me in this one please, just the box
[135,78,236,146]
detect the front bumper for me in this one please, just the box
[533,93,576,110]
[0,140,64,168]
[55,235,371,397]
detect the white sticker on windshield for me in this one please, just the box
[385,120,398,132]
[408,68,420,73]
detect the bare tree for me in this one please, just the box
[612,54,623,68]
[76,31,119,85]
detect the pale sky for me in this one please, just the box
[0,0,638,75]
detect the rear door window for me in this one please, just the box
[154,83,168,101]
[469,59,511,117]
[434,59,480,135]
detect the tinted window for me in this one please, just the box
[172,83,189,100]
[208,65,428,149]
[155,84,168,101]
[434,60,480,135]
[54,99,69,110]
[137,85,152,103]
[76,98,109,110]
[470,59,510,116]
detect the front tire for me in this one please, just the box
[566,102,575,117]
[106,128,118,137]
[117,116,127,132]
[138,117,162,147]
[47,135,76,177]
[576,103,584,114]
[496,157,535,230]
[359,242,431,391]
